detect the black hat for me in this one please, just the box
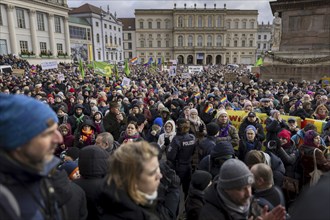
[191,170,212,191]
[288,117,296,123]
[248,112,256,117]
[207,122,220,136]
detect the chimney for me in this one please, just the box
[224,4,226,9]
[184,3,186,9]
[204,3,206,9]
[107,5,109,14]
[174,3,176,9]
[194,3,196,9]
[214,4,216,9]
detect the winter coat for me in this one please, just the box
[216,122,239,150]
[197,136,217,161]
[98,181,160,220]
[265,117,288,146]
[74,146,110,220]
[238,117,265,142]
[263,151,286,187]
[185,187,205,220]
[103,112,127,141]
[0,151,63,220]
[238,138,263,161]
[158,120,176,153]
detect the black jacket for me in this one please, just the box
[185,187,205,220]
[238,117,265,142]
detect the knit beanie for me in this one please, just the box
[65,147,80,161]
[270,109,279,117]
[153,117,163,127]
[245,125,257,134]
[207,122,220,136]
[244,101,252,108]
[190,108,198,115]
[191,170,212,191]
[0,94,58,151]
[278,129,291,143]
[59,161,79,179]
[303,130,319,146]
[218,109,228,117]
[217,159,254,190]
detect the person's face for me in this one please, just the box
[165,123,173,133]
[95,113,101,121]
[111,107,120,114]
[132,106,140,114]
[57,109,65,117]
[77,99,84,104]
[288,121,296,128]
[262,101,270,107]
[245,105,252,111]
[137,156,162,195]
[71,169,80,180]
[184,108,190,115]
[246,129,256,141]
[126,123,137,136]
[218,114,228,124]
[10,123,63,171]
[318,107,327,115]
[55,97,61,103]
[225,185,252,206]
[313,135,321,146]
[247,115,256,123]
[60,128,68,136]
[190,112,198,120]
[95,136,107,149]
[83,125,91,131]
[75,108,83,115]
[279,137,288,145]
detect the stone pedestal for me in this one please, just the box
[260,0,330,81]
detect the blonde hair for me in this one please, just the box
[106,141,159,205]
[314,104,329,115]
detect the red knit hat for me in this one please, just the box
[278,129,291,143]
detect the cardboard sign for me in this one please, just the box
[182,72,191,79]
[122,77,131,87]
[41,61,58,70]
[12,69,24,76]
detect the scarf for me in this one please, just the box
[246,141,255,152]
[218,187,250,219]
[218,123,230,138]
[124,132,140,141]
[81,129,94,142]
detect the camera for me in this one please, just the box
[267,140,277,150]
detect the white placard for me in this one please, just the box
[188,66,203,74]
[57,73,65,81]
[182,72,191,79]
[122,77,131,87]
[169,66,177,77]
[41,61,58,70]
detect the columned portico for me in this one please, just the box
[48,13,56,54]
[7,4,18,54]
[29,9,38,55]
[64,17,71,56]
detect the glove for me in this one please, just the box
[164,137,170,146]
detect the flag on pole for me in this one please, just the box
[79,59,85,79]
[114,63,119,80]
[255,57,263,67]
[144,57,153,66]
[220,96,228,104]
[129,57,138,64]
[90,61,112,77]
[124,59,130,77]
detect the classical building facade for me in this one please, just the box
[256,22,272,59]
[0,0,70,58]
[119,18,137,60]
[135,4,258,65]
[68,16,93,62]
[69,3,123,63]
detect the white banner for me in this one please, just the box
[122,77,131,87]
[169,66,177,77]
[41,61,58,70]
[188,66,203,74]
[182,72,191,79]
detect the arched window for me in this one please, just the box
[178,16,184,27]
[197,35,203,46]
[216,35,222,46]
[198,16,202,27]
[188,35,193,46]
[188,16,193,27]
[178,35,183,47]
[207,35,212,46]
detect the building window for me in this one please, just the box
[54,16,61,33]
[157,34,161,38]
[258,43,260,49]
[157,21,161,29]
[178,16,183,27]
[16,8,25,28]
[114,26,116,31]
[105,35,108,44]
[148,34,152,38]
[118,28,121,32]
[96,34,100,43]
[250,21,254,29]
[40,42,47,53]
[226,39,230,47]
[226,21,231,29]
[165,21,170,29]
[140,41,144,47]
[0,7,2,25]
[19,41,28,53]
[198,16,202,27]
[139,21,143,29]
[234,21,239,29]
[264,35,267,40]
[242,21,246,29]
[258,35,261,40]
[129,52,133,59]
[96,21,99,27]
[242,40,245,47]
[69,26,88,39]
[149,41,152,47]
[98,51,101,60]
[0,39,8,54]
[263,43,266,49]
[157,41,161,47]
[188,16,193,27]
[119,38,121,46]
[109,25,112,29]
[87,29,91,40]
[207,35,212,46]
[57,43,63,54]
[37,12,45,31]
[111,53,113,60]
[208,15,212,27]
[114,36,117,45]
[128,33,132,40]
[178,36,183,47]
[216,35,222,46]
[148,21,152,29]
[217,16,221,27]
[166,41,169,47]
[226,57,229,63]
[233,57,237,63]
[188,35,193,46]
[197,35,203,46]
[249,40,253,47]
[106,52,109,60]
[234,40,238,47]
[128,42,132,49]
[110,36,113,44]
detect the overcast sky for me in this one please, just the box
[68,0,275,24]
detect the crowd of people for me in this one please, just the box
[1,54,330,220]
